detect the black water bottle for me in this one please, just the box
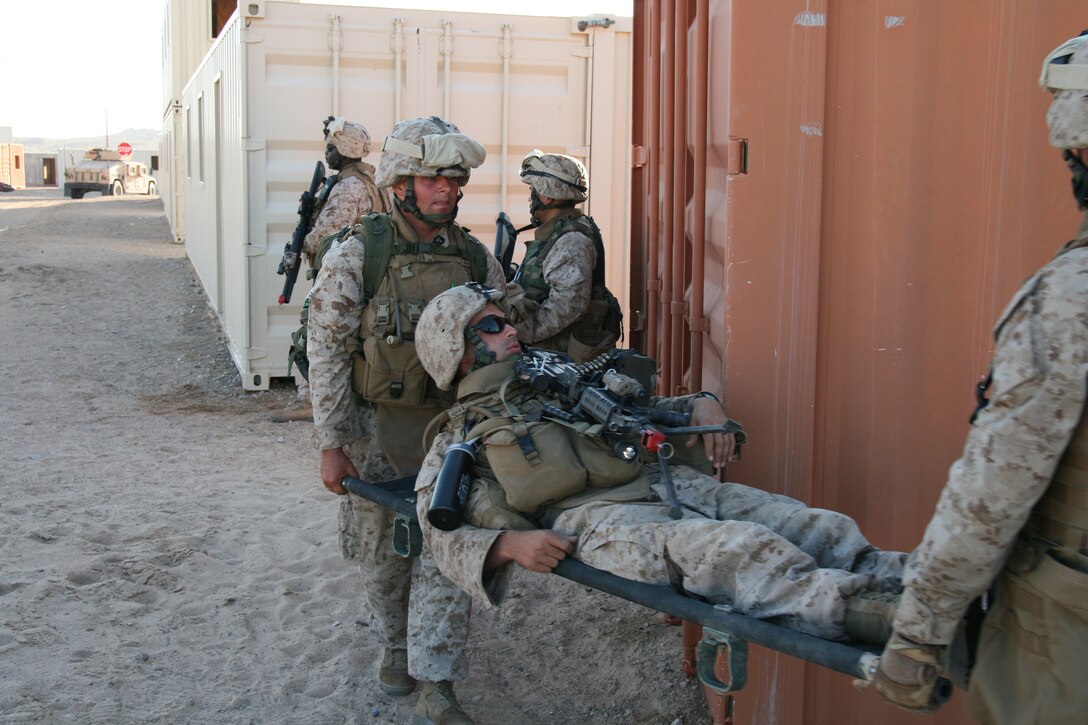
[427,439,481,531]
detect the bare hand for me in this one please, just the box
[689,397,736,471]
[319,447,358,495]
[487,530,578,573]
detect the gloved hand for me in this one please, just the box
[854,632,947,714]
[503,282,535,323]
[503,282,527,307]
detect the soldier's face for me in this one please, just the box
[407,175,459,216]
[325,143,343,168]
[469,304,521,361]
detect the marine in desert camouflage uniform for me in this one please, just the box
[302,117,390,260]
[866,33,1088,720]
[412,284,906,647]
[504,151,619,362]
[308,117,506,725]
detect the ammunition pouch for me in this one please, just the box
[475,417,642,513]
[480,420,587,512]
[353,337,429,407]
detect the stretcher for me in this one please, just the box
[343,475,952,723]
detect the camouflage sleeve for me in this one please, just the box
[482,248,508,291]
[415,431,513,606]
[895,249,1088,645]
[511,231,596,342]
[307,236,367,450]
[303,176,374,256]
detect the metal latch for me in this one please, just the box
[578,17,616,31]
[392,515,422,558]
[696,606,750,693]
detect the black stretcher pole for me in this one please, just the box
[340,475,952,702]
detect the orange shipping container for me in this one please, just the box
[629,2,1085,723]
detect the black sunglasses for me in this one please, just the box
[469,314,511,335]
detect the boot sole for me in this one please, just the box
[379,681,416,697]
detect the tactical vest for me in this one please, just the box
[440,362,644,528]
[309,161,390,226]
[517,212,623,362]
[1024,411,1088,558]
[1021,221,1088,555]
[351,212,490,407]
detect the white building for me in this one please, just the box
[162,0,632,389]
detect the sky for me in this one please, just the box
[0,0,632,141]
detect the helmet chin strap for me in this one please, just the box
[528,189,574,227]
[1065,150,1088,210]
[398,177,462,226]
[464,329,497,372]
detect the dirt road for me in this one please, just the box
[0,190,710,724]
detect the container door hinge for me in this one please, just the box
[631,145,648,168]
[689,315,709,333]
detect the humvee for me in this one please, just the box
[64,148,157,199]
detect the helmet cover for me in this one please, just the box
[1041,32,1088,149]
[416,283,504,390]
[376,116,486,188]
[519,150,589,202]
[326,117,371,158]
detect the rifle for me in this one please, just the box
[515,348,746,449]
[514,348,747,518]
[425,348,747,528]
[276,160,326,304]
[493,211,519,282]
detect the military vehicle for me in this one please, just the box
[63,148,157,199]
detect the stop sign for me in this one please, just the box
[118,142,133,157]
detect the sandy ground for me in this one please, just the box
[0,188,712,725]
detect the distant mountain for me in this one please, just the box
[15,129,161,153]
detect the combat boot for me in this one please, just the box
[411,680,475,725]
[845,590,899,645]
[378,648,416,696]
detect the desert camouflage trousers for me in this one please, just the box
[551,467,905,640]
[338,407,471,682]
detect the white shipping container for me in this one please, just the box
[175,1,632,390]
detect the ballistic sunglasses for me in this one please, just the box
[469,315,511,335]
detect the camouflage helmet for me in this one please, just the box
[1041,32,1088,149]
[376,116,487,188]
[520,150,589,202]
[326,117,371,158]
[416,283,504,390]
